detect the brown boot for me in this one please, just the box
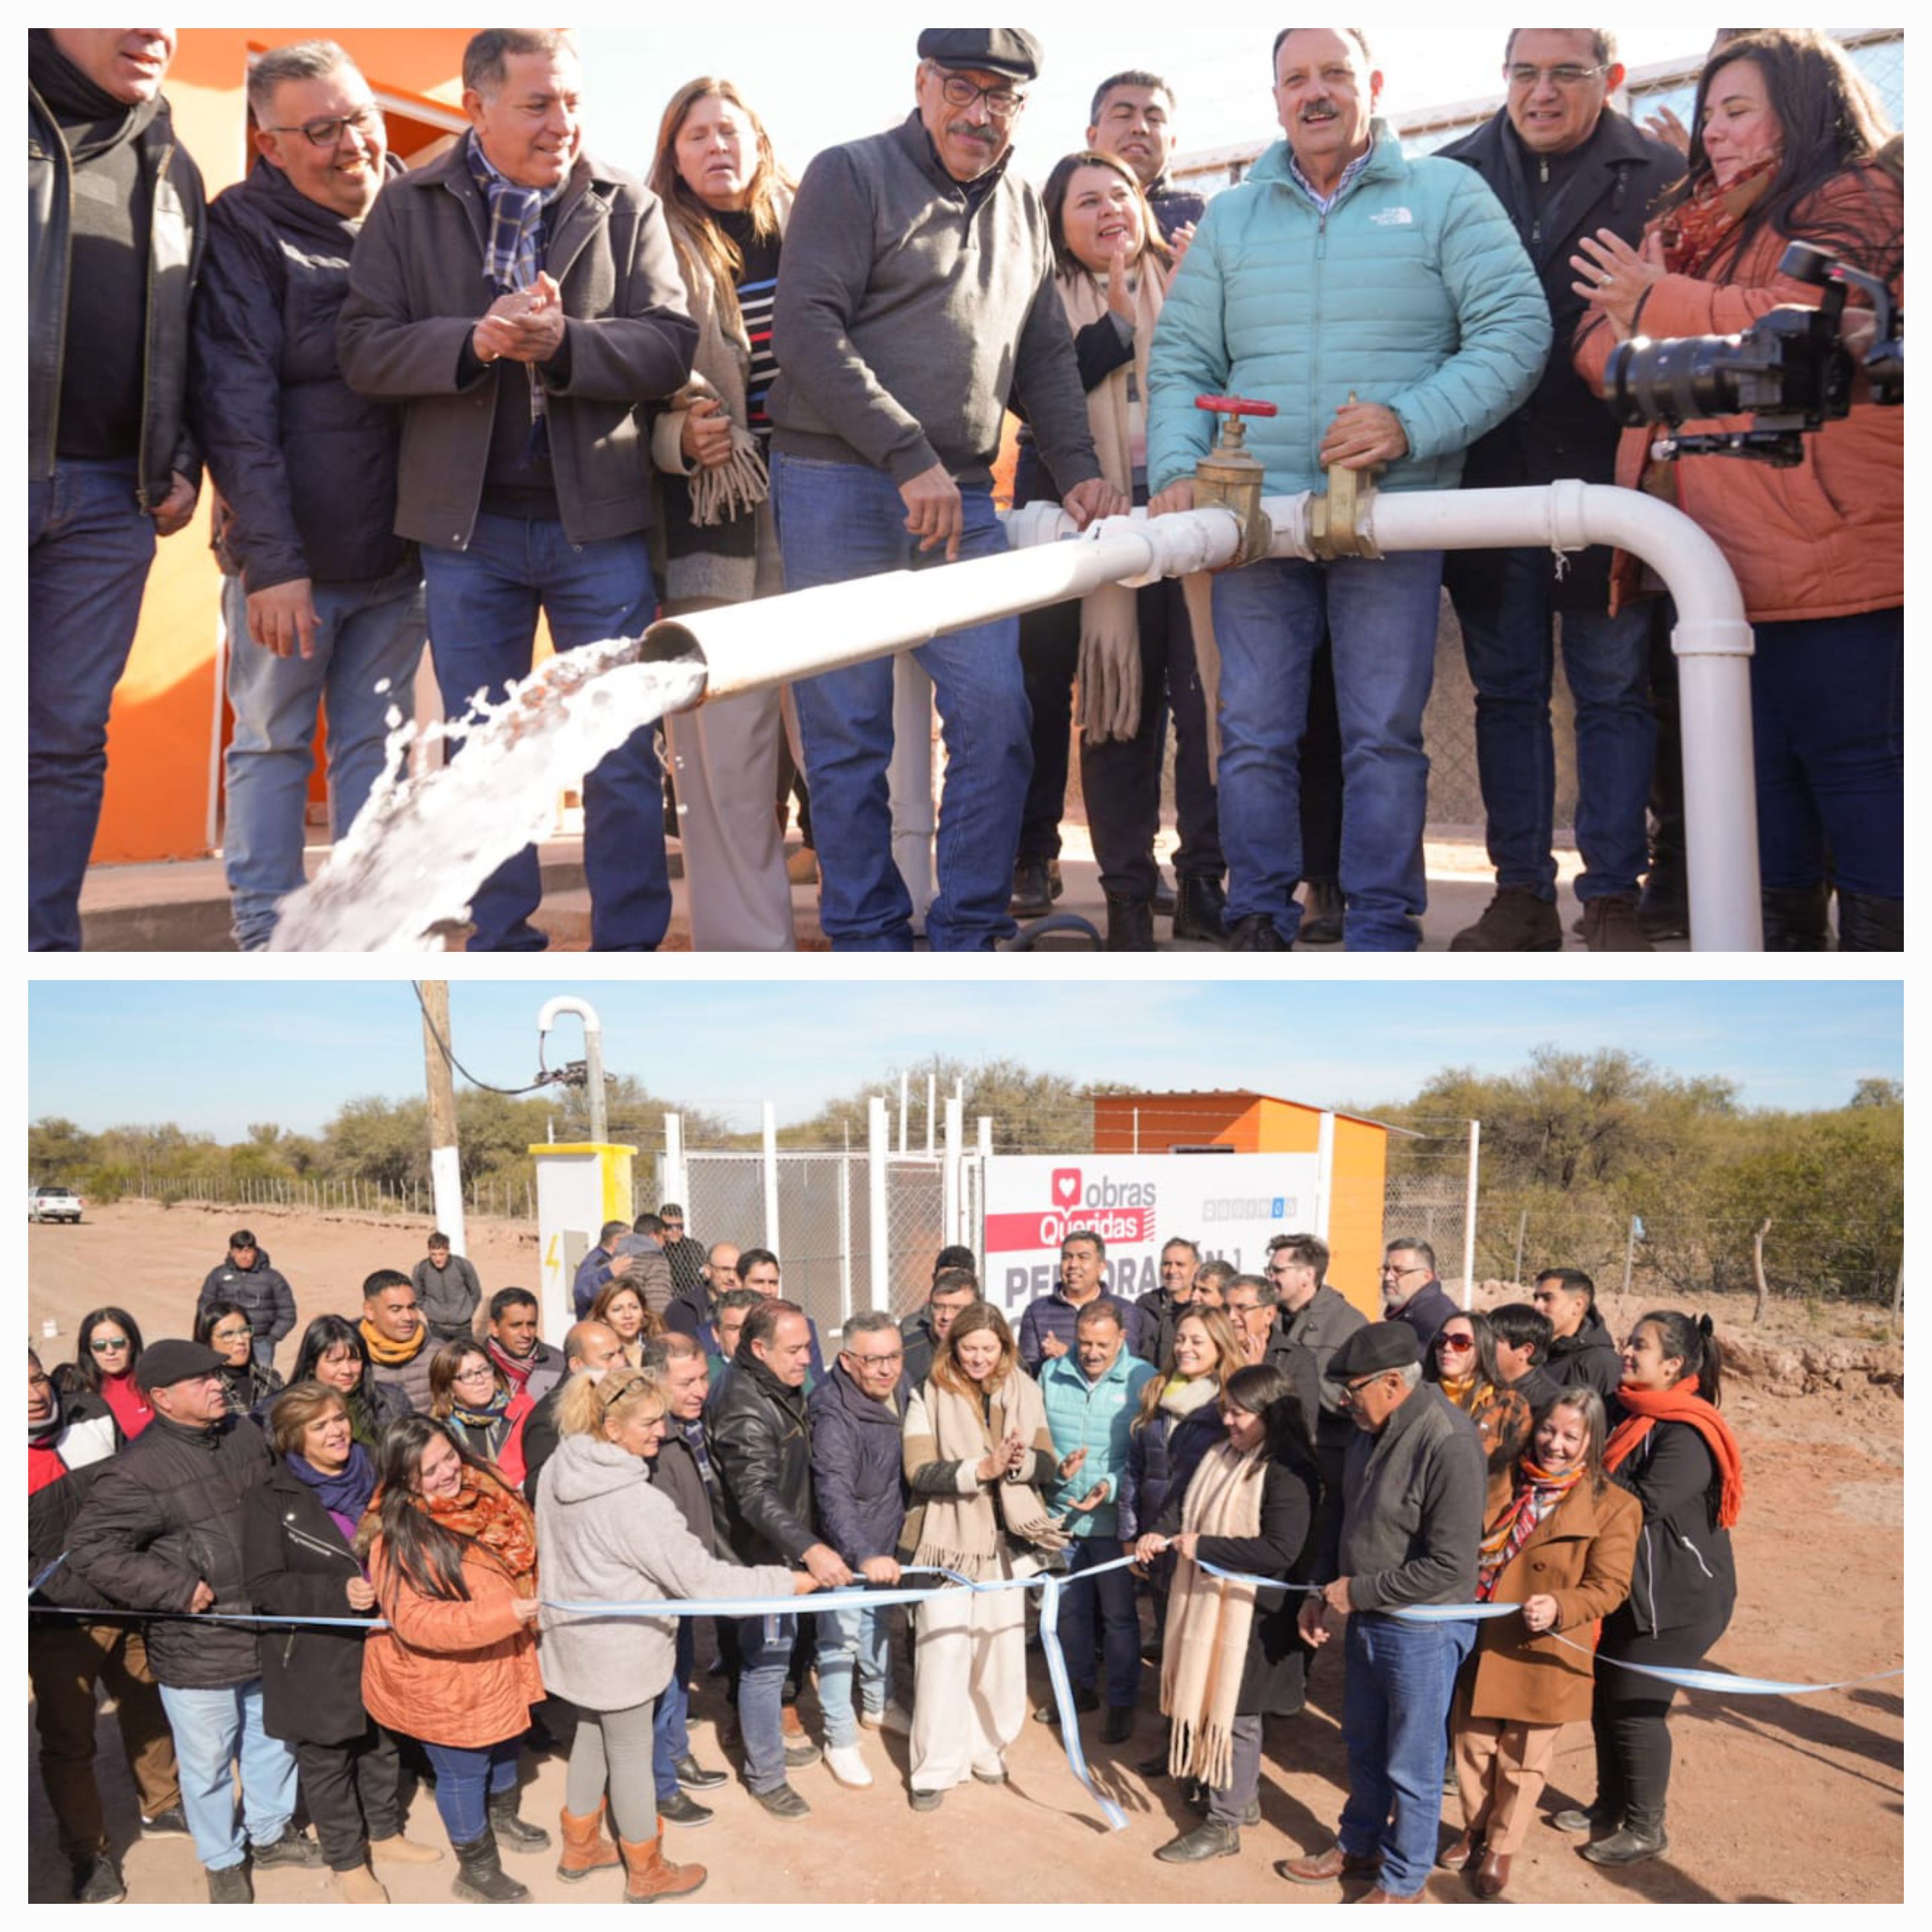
[370,1833,444,1866]
[1471,1849,1513,1899]
[557,1803,621,1884]
[1450,885,1563,952]
[619,1828,707,1904]
[1582,894,1654,952]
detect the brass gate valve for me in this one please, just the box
[1190,394,1279,567]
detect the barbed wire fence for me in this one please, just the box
[65,1169,537,1223]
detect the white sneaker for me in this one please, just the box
[825,1743,873,1788]
[863,1699,914,1736]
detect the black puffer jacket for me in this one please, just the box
[240,1458,377,1744]
[708,1353,818,1567]
[196,1246,298,1352]
[807,1362,907,1568]
[194,154,415,593]
[66,1409,272,1688]
[29,48,204,506]
[1546,1305,1625,1401]
[28,1387,123,1613]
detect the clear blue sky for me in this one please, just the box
[29,980,1902,1142]
[576,24,1718,187]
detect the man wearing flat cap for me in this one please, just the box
[1279,1322,1486,1903]
[769,28,1126,951]
[66,1342,317,1900]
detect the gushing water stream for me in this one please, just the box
[269,640,708,953]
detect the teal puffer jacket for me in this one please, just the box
[1040,1348,1156,1540]
[1147,123,1551,500]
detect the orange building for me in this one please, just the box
[1091,1090,1395,1318]
[90,30,471,868]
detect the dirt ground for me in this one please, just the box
[26,1201,1905,1905]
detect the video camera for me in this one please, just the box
[1604,241,1903,467]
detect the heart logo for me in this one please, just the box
[1052,1169,1082,1208]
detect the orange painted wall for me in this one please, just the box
[1091,1091,1387,1320]
[90,30,468,866]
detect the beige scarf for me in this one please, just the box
[1055,261,1223,761]
[1160,1440,1269,1789]
[904,1368,1067,1580]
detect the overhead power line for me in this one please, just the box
[409,981,569,1099]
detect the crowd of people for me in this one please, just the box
[31,1207,1745,1904]
[28,25,1900,953]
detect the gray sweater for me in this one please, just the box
[1328,1383,1485,1611]
[770,112,1099,494]
[535,1433,792,1712]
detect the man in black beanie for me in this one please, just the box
[28,30,205,951]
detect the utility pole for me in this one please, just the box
[420,981,467,1252]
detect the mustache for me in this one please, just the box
[946,121,1002,144]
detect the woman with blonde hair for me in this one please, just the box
[1014,148,1221,950]
[1134,1361,1320,1862]
[537,1365,813,1900]
[647,77,801,951]
[900,1302,1067,1809]
[588,1278,661,1368]
[1442,1387,1640,1899]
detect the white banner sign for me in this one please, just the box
[982,1152,1324,1313]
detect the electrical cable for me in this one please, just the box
[409,981,566,1097]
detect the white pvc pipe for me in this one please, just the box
[889,656,937,928]
[641,483,1759,950]
[867,1096,889,1309]
[761,1101,780,1256]
[1461,1119,1481,1313]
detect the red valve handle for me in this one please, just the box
[1195,394,1279,419]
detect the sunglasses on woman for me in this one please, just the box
[1435,1333,1475,1353]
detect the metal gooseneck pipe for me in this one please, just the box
[637,482,1760,950]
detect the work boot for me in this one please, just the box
[1638,860,1690,941]
[252,1828,322,1868]
[1187,1785,1258,1824]
[1227,913,1289,951]
[450,1831,528,1903]
[1010,857,1061,918]
[556,1803,622,1882]
[372,1832,445,1866]
[1760,883,1830,951]
[1579,1808,1669,1866]
[1156,1820,1241,1863]
[619,1828,707,1903]
[487,1790,551,1854]
[1100,1705,1135,1744]
[1172,873,1228,945]
[1105,895,1157,952]
[1297,877,1344,945]
[1276,1844,1382,1885]
[1450,885,1562,951]
[1837,892,1903,953]
[333,1863,390,1903]
[72,1851,126,1904]
[206,1864,253,1904]
[1582,894,1654,952]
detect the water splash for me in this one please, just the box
[269,639,707,953]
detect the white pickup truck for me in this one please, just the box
[28,1183,83,1224]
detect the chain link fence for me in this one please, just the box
[76,1169,535,1222]
[1381,1122,1477,1295]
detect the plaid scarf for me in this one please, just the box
[486,1335,541,1394]
[1476,1456,1585,1600]
[465,130,563,449]
[678,1414,718,1497]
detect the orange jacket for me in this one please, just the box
[360,1534,543,1750]
[1574,164,1902,624]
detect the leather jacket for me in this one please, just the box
[707,1353,818,1567]
[29,80,205,506]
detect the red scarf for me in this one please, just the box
[423,1465,541,1586]
[486,1335,544,1394]
[1658,158,1778,279]
[1603,1375,1744,1529]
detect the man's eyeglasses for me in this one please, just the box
[1505,64,1606,89]
[1381,1263,1428,1279]
[268,105,383,150]
[932,70,1026,119]
[847,1349,904,1368]
[1337,1372,1387,1407]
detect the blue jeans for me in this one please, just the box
[418,1737,522,1845]
[1750,606,1902,899]
[651,1616,696,1803]
[421,515,666,951]
[1212,551,1444,951]
[156,1678,298,1872]
[1451,547,1654,902]
[815,1601,890,1749]
[27,456,158,951]
[1060,1536,1140,1709]
[1336,1611,1477,1898]
[772,453,1031,950]
[736,1611,796,1795]
[222,564,426,950]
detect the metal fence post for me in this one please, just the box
[943,1097,963,1249]
[838,1152,853,1327]
[762,1103,781,1255]
[1460,1120,1482,1308]
[868,1097,889,1309]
